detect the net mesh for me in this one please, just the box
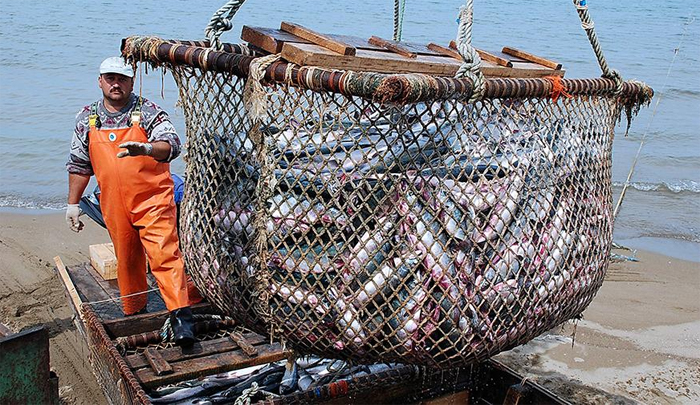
[168,62,623,368]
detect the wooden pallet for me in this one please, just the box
[242,24,564,78]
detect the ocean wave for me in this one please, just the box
[0,195,64,210]
[612,180,700,194]
[636,231,700,244]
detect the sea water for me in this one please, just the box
[0,0,698,261]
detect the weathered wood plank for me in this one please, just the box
[368,36,417,58]
[144,348,173,376]
[67,262,113,304]
[447,40,514,67]
[282,42,563,78]
[54,257,87,337]
[101,302,212,338]
[242,26,437,55]
[502,46,562,70]
[124,332,265,369]
[282,42,461,75]
[134,342,288,388]
[281,22,356,56]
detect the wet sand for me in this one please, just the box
[0,210,698,404]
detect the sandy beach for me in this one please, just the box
[0,209,698,404]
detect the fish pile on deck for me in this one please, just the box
[148,357,404,404]
[192,99,610,363]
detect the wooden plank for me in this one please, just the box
[368,36,417,58]
[427,42,462,60]
[446,40,513,67]
[243,26,441,55]
[90,243,118,280]
[282,42,563,78]
[54,256,87,337]
[125,332,265,369]
[144,348,173,376]
[280,21,356,56]
[282,42,460,76]
[101,302,212,337]
[476,49,513,68]
[502,46,562,70]
[134,342,288,388]
[242,25,306,54]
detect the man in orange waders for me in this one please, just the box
[66,57,201,347]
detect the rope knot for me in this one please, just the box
[545,76,573,103]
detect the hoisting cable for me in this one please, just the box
[205,0,247,50]
[454,0,486,102]
[393,0,406,42]
[613,13,695,220]
[572,0,623,91]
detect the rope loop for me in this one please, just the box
[242,53,282,329]
[454,1,485,102]
[205,0,247,50]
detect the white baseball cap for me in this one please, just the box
[99,57,134,78]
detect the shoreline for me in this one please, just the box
[0,210,698,404]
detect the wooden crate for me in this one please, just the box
[89,243,117,281]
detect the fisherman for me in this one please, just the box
[66,57,199,346]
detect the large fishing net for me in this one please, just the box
[122,25,651,367]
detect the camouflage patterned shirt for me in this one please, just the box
[66,93,181,176]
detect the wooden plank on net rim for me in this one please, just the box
[368,36,418,58]
[280,21,357,55]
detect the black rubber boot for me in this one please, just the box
[170,307,195,347]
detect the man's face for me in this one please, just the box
[98,73,133,104]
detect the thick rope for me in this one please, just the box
[234,382,259,405]
[572,0,623,92]
[242,53,282,334]
[205,0,247,50]
[454,0,485,102]
[393,0,406,42]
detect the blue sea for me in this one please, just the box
[0,0,698,261]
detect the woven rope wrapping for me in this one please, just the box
[124,38,652,368]
[455,1,485,102]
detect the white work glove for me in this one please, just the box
[117,141,153,158]
[66,204,84,233]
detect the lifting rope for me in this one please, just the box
[572,0,623,91]
[393,0,406,41]
[454,0,486,101]
[205,0,247,50]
